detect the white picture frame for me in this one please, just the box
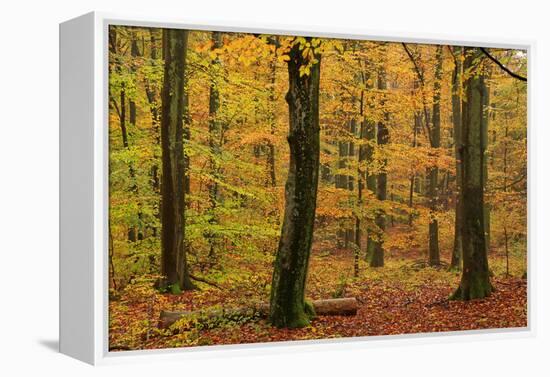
[59,11,535,365]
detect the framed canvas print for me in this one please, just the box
[60,12,532,365]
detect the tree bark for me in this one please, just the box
[482,77,491,254]
[354,90,368,277]
[370,64,388,268]
[145,29,162,238]
[128,33,144,242]
[450,46,463,270]
[365,112,377,261]
[428,45,443,266]
[266,41,278,187]
[269,39,321,328]
[451,48,493,300]
[160,29,194,292]
[206,31,223,261]
[408,112,420,226]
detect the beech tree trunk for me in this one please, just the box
[370,65,388,268]
[206,31,223,261]
[145,29,162,238]
[451,47,492,300]
[266,41,278,187]
[408,112,420,226]
[269,40,321,328]
[128,33,144,242]
[365,115,377,261]
[450,46,463,270]
[160,29,194,292]
[428,45,443,266]
[355,91,368,278]
[482,78,491,254]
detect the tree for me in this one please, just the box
[206,31,224,261]
[269,38,321,328]
[427,45,443,266]
[365,100,377,261]
[128,31,144,242]
[369,63,388,268]
[160,28,194,292]
[451,47,492,300]
[450,46,463,270]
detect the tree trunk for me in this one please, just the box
[482,79,491,254]
[354,91,368,278]
[160,29,194,292]
[428,45,443,266]
[370,64,388,268]
[503,115,509,277]
[408,113,420,226]
[450,46,463,270]
[145,29,162,238]
[128,33,144,242]
[336,120,350,248]
[266,41,278,187]
[206,31,223,261]
[365,112,377,261]
[269,39,321,328]
[451,47,492,300]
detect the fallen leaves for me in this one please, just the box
[109,244,527,351]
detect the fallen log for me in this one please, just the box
[159,297,358,329]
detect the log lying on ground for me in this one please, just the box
[159,297,358,329]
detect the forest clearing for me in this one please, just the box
[108,26,527,351]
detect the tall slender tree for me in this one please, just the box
[427,45,443,266]
[160,28,194,292]
[269,39,321,328]
[450,46,463,270]
[370,62,388,268]
[128,31,144,242]
[206,31,224,261]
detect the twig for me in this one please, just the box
[189,274,223,289]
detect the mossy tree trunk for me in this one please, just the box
[451,47,492,300]
[269,39,321,328]
[428,45,443,266]
[160,29,194,292]
[450,46,463,270]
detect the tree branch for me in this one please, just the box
[480,48,527,82]
[402,43,433,146]
[189,274,223,289]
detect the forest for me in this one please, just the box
[108,25,527,351]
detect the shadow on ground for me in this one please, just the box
[38,339,59,352]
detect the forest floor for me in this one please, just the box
[109,226,528,351]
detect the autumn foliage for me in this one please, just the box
[108,26,527,351]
